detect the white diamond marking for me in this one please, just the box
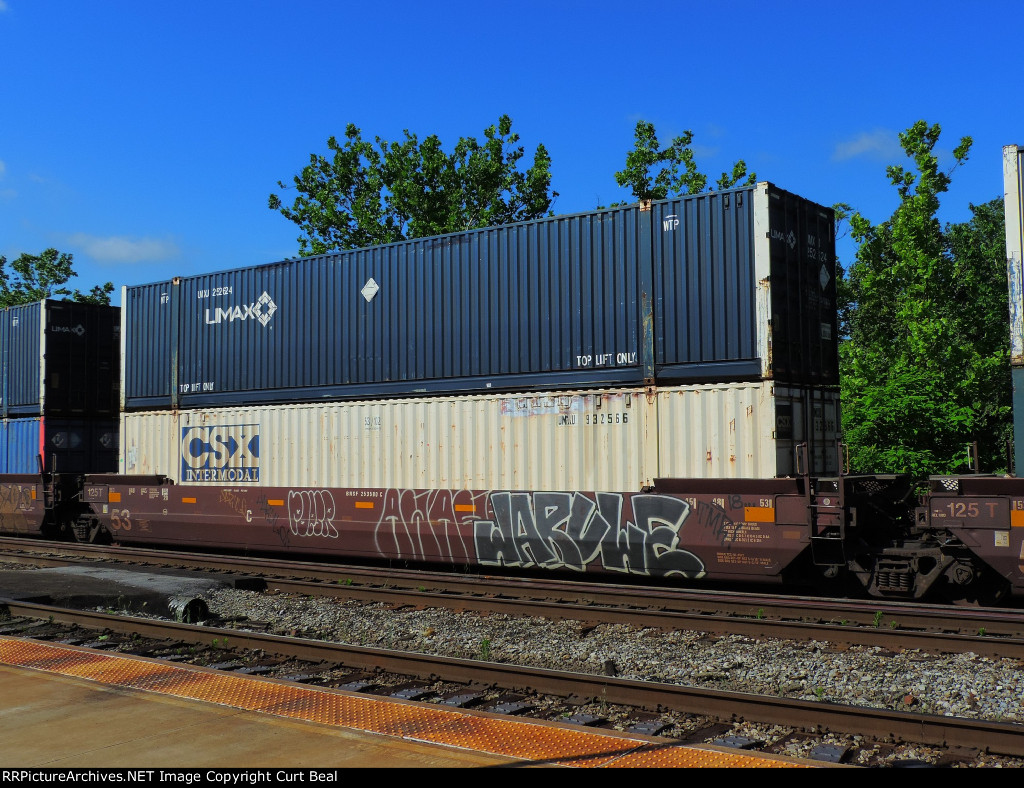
[361,278,380,302]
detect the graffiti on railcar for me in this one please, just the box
[473,492,705,578]
[256,492,290,546]
[0,483,36,533]
[373,488,481,563]
[219,488,253,523]
[288,489,339,538]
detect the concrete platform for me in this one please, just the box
[0,662,510,767]
[0,637,825,768]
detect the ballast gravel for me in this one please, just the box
[199,587,1024,767]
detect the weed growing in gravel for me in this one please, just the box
[872,611,884,628]
[479,637,492,661]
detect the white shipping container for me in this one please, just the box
[120,382,839,490]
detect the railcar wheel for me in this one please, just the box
[72,517,111,544]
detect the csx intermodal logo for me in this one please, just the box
[180,424,260,482]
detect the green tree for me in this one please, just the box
[614,120,756,201]
[839,121,1009,475]
[0,249,114,308]
[945,198,1013,468]
[269,116,556,255]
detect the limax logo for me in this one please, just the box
[204,291,278,327]
[181,424,260,482]
[50,324,86,336]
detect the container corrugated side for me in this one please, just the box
[655,383,839,478]
[650,183,838,385]
[0,300,120,417]
[761,186,838,385]
[120,382,837,490]
[122,389,654,491]
[40,301,120,416]
[652,190,759,380]
[122,184,839,411]
[0,418,41,473]
[121,282,173,410]
[0,302,42,416]
[125,204,646,410]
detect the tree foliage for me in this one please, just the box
[839,121,1011,475]
[0,249,114,308]
[614,120,756,201]
[269,116,557,255]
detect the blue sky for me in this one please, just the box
[1,1,1020,305]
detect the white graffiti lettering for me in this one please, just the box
[287,489,338,538]
[473,492,705,579]
[373,489,481,564]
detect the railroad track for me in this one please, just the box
[2,598,1023,766]
[3,538,1024,658]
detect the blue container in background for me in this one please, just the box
[0,300,120,417]
[0,417,118,474]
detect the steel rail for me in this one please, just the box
[3,598,1024,757]
[4,537,1024,639]
[255,576,1024,659]
[2,543,1020,656]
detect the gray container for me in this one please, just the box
[122,183,837,411]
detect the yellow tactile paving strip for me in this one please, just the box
[0,637,809,768]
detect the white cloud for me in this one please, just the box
[833,130,904,162]
[67,233,179,263]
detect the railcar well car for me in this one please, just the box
[0,171,1023,605]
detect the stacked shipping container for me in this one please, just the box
[0,300,120,473]
[120,182,841,488]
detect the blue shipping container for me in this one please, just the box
[0,417,119,474]
[122,183,837,410]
